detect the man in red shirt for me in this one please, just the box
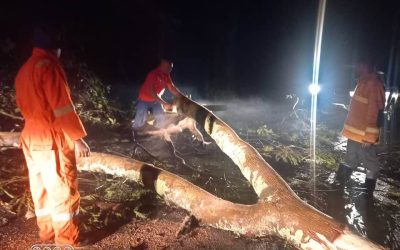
[132,59,180,129]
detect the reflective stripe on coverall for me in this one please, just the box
[15,48,87,245]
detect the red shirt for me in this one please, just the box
[138,67,173,102]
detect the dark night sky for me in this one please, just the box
[1,0,399,100]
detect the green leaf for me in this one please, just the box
[133,210,147,219]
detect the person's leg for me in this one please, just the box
[54,134,80,245]
[343,139,361,170]
[132,101,150,129]
[40,136,79,246]
[151,102,166,128]
[21,140,55,242]
[336,139,360,185]
[361,144,380,194]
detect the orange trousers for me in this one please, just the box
[21,130,80,245]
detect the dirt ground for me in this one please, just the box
[0,203,294,250]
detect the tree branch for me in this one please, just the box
[0,111,23,121]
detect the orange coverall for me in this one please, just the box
[342,74,385,143]
[15,48,87,245]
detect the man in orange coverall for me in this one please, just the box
[15,26,90,246]
[335,58,385,196]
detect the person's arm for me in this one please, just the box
[150,84,171,109]
[167,82,181,97]
[151,86,169,106]
[41,62,90,157]
[166,75,181,97]
[146,73,175,110]
[164,76,183,111]
[363,82,385,145]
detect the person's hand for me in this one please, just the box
[74,138,90,157]
[162,103,172,111]
[361,141,372,148]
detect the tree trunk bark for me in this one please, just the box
[0,98,383,250]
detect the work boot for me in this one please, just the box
[74,236,93,249]
[335,164,353,187]
[364,178,377,197]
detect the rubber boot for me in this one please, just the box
[364,178,377,197]
[335,164,353,186]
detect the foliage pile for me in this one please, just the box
[0,38,23,130]
[0,85,22,131]
[78,173,163,234]
[246,95,344,170]
[64,59,126,127]
[0,149,32,218]
[0,38,127,129]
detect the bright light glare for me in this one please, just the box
[394,92,399,101]
[308,84,321,95]
[349,91,355,97]
[385,91,399,106]
[310,0,326,200]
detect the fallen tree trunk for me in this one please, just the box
[0,132,20,147]
[0,115,383,249]
[173,94,383,249]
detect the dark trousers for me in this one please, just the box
[343,139,380,180]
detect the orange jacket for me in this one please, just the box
[138,67,173,102]
[15,48,86,147]
[342,73,385,144]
